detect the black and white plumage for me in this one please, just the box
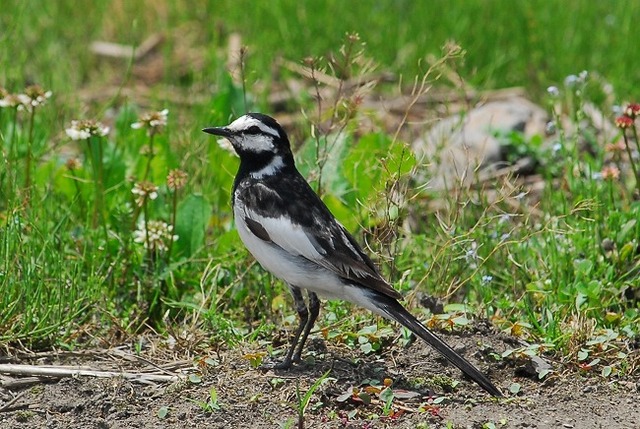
[203,113,502,397]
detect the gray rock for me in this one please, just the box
[412,97,549,190]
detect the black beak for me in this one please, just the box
[202,126,232,137]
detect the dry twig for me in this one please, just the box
[90,33,164,61]
[0,364,183,385]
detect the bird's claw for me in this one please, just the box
[258,353,307,371]
[259,358,294,371]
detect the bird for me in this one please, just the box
[202,113,502,397]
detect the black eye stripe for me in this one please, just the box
[244,126,262,135]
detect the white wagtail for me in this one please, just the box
[203,113,502,396]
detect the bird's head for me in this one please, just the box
[203,113,292,161]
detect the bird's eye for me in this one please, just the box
[246,126,261,134]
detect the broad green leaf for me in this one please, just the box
[297,133,353,202]
[102,157,126,191]
[452,315,470,326]
[586,358,600,367]
[443,303,468,313]
[321,193,358,232]
[619,242,635,262]
[357,324,378,335]
[175,193,212,257]
[360,342,373,354]
[617,219,636,243]
[157,406,169,419]
[357,392,372,405]
[379,387,394,402]
[52,163,80,199]
[574,259,593,277]
[207,139,238,211]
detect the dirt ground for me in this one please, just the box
[1,323,638,429]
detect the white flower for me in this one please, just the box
[65,119,110,141]
[0,94,21,108]
[133,220,178,252]
[564,74,578,87]
[578,70,588,82]
[131,181,159,206]
[131,109,169,135]
[564,71,588,88]
[465,241,478,261]
[150,109,168,127]
[546,86,559,97]
[0,88,20,108]
[19,85,52,110]
[482,275,493,284]
[66,127,91,140]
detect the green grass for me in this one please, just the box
[2,0,640,98]
[0,0,638,378]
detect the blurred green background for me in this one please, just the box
[2,0,639,101]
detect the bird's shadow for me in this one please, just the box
[265,338,438,397]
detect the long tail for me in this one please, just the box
[375,295,502,397]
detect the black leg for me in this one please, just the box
[292,291,320,363]
[271,285,308,370]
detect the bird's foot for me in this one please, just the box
[259,354,310,371]
[259,356,294,371]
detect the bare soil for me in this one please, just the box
[1,324,638,429]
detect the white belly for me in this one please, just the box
[234,212,346,297]
[233,203,389,318]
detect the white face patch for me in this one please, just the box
[226,115,281,153]
[250,156,285,178]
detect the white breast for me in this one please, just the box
[232,202,346,299]
[232,196,391,318]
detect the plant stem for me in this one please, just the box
[239,47,248,112]
[166,188,178,265]
[97,137,106,238]
[24,107,36,196]
[142,133,155,182]
[309,63,325,196]
[608,180,615,208]
[621,132,640,193]
[142,198,152,267]
[630,124,640,194]
[87,137,104,229]
[9,107,18,163]
[5,108,17,198]
[69,170,85,219]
